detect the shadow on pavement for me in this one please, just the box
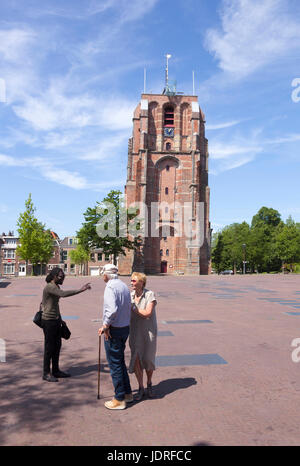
[0,343,102,445]
[69,363,110,376]
[154,377,197,398]
[0,305,21,309]
[0,281,11,288]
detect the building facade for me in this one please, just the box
[0,232,113,277]
[0,233,26,277]
[120,91,211,275]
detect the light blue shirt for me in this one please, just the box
[102,278,131,327]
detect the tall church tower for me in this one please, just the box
[120,62,211,275]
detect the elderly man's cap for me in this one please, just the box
[101,263,118,275]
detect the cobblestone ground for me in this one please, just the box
[1,273,300,446]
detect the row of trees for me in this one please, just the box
[211,207,300,274]
[16,196,300,276]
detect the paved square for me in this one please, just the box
[1,273,300,446]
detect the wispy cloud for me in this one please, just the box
[205,0,300,79]
[206,120,241,130]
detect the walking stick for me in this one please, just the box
[97,334,101,400]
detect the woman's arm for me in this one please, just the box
[132,301,156,319]
[48,283,91,298]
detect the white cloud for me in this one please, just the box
[12,80,135,132]
[209,136,264,173]
[206,120,241,130]
[41,167,88,190]
[205,0,300,79]
[0,28,36,63]
[80,132,129,161]
[0,154,25,166]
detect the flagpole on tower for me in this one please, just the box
[165,53,171,90]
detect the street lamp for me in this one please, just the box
[242,243,246,274]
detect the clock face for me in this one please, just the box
[164,127,174,138]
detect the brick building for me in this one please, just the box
[119,86,211,275]
[0,232,26,277]
[0,232,114,277]
[58,236,113,276]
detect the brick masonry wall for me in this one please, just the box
[121,93,211,275]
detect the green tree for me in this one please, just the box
[250,207,283,272]
[251,206,282,228]
[211,232,225,273]
[69,245,90,275]
[274,216,300,272]
[77,190,141,264]
[16,194,54,275]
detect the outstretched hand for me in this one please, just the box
[80,283,91,292]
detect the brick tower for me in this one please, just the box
[119,70,211,275]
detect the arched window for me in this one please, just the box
[166,165,170,171]
[165,187,169,195]
[164,105,174,126]
[160,249,163,256]
[166,142,171,150]
[166,249,169,256]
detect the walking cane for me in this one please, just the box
[97,334,101,400]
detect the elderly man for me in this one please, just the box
[98,263,133,410]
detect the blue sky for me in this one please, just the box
[0,0,300,238]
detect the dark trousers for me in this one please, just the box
[104,326,131,401]
[42,319,62,375]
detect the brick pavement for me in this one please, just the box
[1,273,300,446]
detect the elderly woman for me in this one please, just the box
[129,272,157,400]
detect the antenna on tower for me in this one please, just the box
[192,71,195,95]
[165,53,171,89]
[144,67,146,94]
[163,54,176,95]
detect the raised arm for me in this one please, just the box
[49,283,91,298]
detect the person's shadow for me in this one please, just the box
[153,377,197,398]
[0,280,11,288]
[68,363,110,376]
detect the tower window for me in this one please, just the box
[166,165,170,171]
[166,142,171,150]
[165,187,169,195]
[166,249,169,256]
[164,106,174,126]
[160,249,163,256]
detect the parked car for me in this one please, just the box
[220,269,234,275]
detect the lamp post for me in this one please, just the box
[242,243,246,274]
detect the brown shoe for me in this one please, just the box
[104,398,126,410]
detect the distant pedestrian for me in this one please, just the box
[41,267,91,382]
[98,264,133,410]
[129,272,157,400]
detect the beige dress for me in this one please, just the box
[129,289,157,373]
